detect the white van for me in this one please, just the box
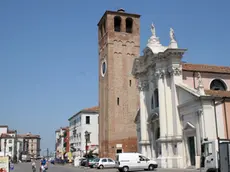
[115,152,158,172]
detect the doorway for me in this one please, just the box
[116,149,122,154]
[187,136,196,166]
[155,127,161,157]
[219,143,229,172]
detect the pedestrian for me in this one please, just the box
[32,159,36,172]
[40,157,48,172]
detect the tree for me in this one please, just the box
[83,150,98,158]
[13,155,17,163]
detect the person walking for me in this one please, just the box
[32,159,36,172]
[40,157,48,172]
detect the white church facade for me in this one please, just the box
[132,24,230,169]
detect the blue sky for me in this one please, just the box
[0,0,229,152]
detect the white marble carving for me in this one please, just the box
[170,28,176,42]
[146,24,167,54]
[151,23,156,37]
[154,69,165,79]
[138,80,149,91]
[168,66,182,76]
[197,72,205,95]
[169,28,178,48]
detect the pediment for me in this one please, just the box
[183,122,195,131]
[176,83,200,105]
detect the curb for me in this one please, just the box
[157,168,200,171]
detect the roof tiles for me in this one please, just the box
[182,63,230,74]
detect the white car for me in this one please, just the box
[94,158,116,169]
[116,152,158,172]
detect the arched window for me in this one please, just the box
[114,16,121,32]
[210,79,227,91]
[151,95,154,109]
[126,17,133,33]
[154,89,159,108]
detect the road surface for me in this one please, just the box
[13,162,200,172]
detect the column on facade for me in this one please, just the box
[196,109,203,156]
[194,109,203,169]
[155,69,167,139]
[164,71,173,137]
[155,68,169,166]
[151,123,158,159]
[168,65,183,137]
[138,79,151,158]
[167,65,185,168]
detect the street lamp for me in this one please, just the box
[4,139,6,157]
[84,131,90,167]
[13,130,18,163]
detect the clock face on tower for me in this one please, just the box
[101,60,107,77]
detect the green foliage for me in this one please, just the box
[13,155,17,163]
[84,150,98,158]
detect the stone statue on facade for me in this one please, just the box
[197,72,202,85]
[170,28,176,42]
[151,23,156,37]
[197,72,205,95]
[146,23,166,54]
[169,27,178,48]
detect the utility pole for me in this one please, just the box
[46,148,49,159]
[13,130,17,163]
[0,137,1,152]
[4,139,6,157]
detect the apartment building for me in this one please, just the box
[0,125,41,159]
[0,126,23,159]
[18,133,41,159]
[68,106,99,158]
[55,127,70,159]
[0,133,23,159]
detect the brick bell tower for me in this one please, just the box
[98,9,140,158]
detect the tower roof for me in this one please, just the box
[97,9,141,26]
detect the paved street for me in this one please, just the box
[12,161,200,172]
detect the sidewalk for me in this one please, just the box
[53,163,201,172]
[157,168,200,172]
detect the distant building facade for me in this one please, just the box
[0,132,23,159]
[0,125,41,159]
[68,106,99,158]
[17,133,41,159]
[55,127,70,159]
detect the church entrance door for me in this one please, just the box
[187,136,196,166]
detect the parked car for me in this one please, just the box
[89,158,99,168]
[116,152,158,172]
[94,158,116,169]
[80,157,97,167]
[21,154,31,162]
[80,158,87,166]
